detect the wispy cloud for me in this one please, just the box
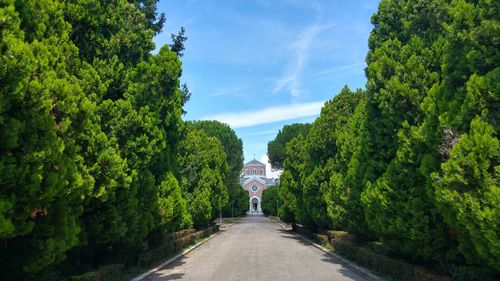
[246,129,280,136]
[201,101,324,128]
[314,61,365,77]
[190,85,250,102]
[206,85,250,97]
[273,23,335,97]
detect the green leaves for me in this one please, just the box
[268,123,311,169]
[157,173,192,232]
[261,186,279,217]
[187,120,247,217]
[0,1,92,278]
[0,0,197,279]
[274,87,364,231]
[177,129,229,228]
[434,118,499,270]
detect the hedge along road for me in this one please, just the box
[143,216,370,281]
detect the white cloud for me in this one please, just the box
[201,101,324,128]
[273,23,335,98]
[259,155,282,179]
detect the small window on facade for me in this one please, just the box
[253,169,256,175]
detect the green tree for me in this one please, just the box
[419,0,499,270]
[68,38,186,271]
[268,123,311,170]
[128,0,166,34]
[177,129,229,228]
[304,86,364,230]
[278,135,314,227]
[0,1,92,278]
[433,118,499,271]
[261,186,279,217]
[1,0,190,278]
[268,0,499,275]
[340,97,369,236]
[187,121,247,217]
[355,0,453,263]
[277,172,298,223]
[64,0,155,66]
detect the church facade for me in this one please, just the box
[240,159,277,214]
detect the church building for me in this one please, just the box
[240,159,277,214]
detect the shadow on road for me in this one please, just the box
[148,272,185,280]
[144,256,188,281]
[277,228,314,248]
[277,227,369,281]
[321,254,370,280]
[159,256,187,271]
[337,266,369,281]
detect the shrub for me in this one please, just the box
[70,264,124,281]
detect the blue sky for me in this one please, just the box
[154,0,379,170]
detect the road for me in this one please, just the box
[144,216,369,281]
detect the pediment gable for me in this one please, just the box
[245,159,265,166]
[243,177,266,186]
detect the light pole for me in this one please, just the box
[219,196,222,225]
[276,199,279,218]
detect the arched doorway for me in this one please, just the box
[251,198,258,212]
[249,197,261,214]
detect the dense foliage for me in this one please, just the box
[0,1,243,279]
[187,121,249,217]
[272,0,499,276]
[267,123,311,169]
[177,129,228,228]
[261,186,279,217]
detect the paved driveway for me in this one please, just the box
[145,216,369,281]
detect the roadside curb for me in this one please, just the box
[131,230,221,281]
[276,222,383,281]
[277,222,291,230]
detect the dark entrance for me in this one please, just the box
[251,198,258,211]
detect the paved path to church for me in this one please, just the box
[144,216,370,281]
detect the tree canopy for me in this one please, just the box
[261,186,279,217]
[187,120,248,217]
[177,129,228,228]
[267,123,312,169]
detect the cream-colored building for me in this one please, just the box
[240,159,277,214]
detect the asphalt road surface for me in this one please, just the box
[144,216,369,281]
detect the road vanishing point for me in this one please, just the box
[144,216,370,281]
